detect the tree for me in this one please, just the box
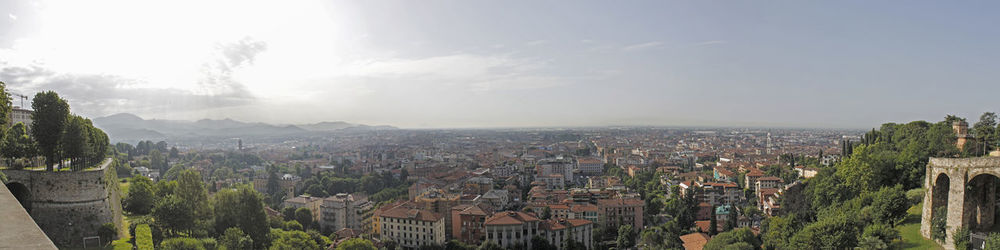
[270,229,322,250]
[0,81,11,131]
[952,227,970,250]
[151,149,167,176]
[124,175,155,214]
[2,122,37,169]
[531,236,557,250]
[616,224,635,249]
[219,227,254,250]
[336,238,376,250]
[30,91,69,171]
[153,195,194,236]
[973,112,998,154]
[295,207,313,229]
[709,205,718,235]
[704,228,761,250]
[98,223,117,246]
[540,206,552,220]
[214,186,270,249]
[160,237,205,250]
[61,115,91,170]
[176,170,212,220]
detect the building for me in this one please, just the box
[954,121,974,150]
[535,174,566,190]
[701,182,741,206]
[379,206,446,250]
[253,174,302,199]
[451,203,494,245]
[713,167,736,182]
[283,195,323,222]
[596,197,644,231]
[485,211,541,249]
[755,177,782,191]
[477,189,509,209]
[321,193,370,233]
[744,168,764,190]
[680,232,710,250]
[414,188,460,239]
[538,219,593,250]
[538,158,575,182]
[8,106,32,129]
[483,211,594,250]
[793,166,818,179]
[576,157,604,176]
[464,177,493,195]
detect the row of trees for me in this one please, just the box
[0,83,109,170]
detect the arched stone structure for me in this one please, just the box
[921,157,1000,249]
[0,159,122,248]
[5,182,32,213]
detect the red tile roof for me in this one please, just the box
[485,211,539,226]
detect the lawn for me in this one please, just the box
[119,180,131,197]
[899,202,943,250]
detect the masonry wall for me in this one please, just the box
[1,161,122,248]
[921,157,1000,250]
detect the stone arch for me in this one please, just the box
[6,182,32,213]
[964,173,1000,231]
[932,173,951,217]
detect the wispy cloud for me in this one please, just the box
[7,14,16,21]
[695,40,727,46]
[622,41,663,51]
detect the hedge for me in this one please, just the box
[136,224,154,250]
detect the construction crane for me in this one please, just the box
[12,93,28,108]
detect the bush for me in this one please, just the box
[199,238,217,250]
[905,188,925,206]
[953,227,970,250]
[136,224,154,250]
[98,223,117,246]
[985,232,1000,250]
[160,237,205,250]
[932,207,948,242]
[285,220,303,231]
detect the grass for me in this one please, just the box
[898,202,944,250]
[119,180,131,197]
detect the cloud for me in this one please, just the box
[622,41,663,51]
[696,40,727,46]
[0,38,268,117]
[342,54,569,91]
[8,14,16,21]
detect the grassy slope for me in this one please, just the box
[899,202,943,250]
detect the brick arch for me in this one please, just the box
[963,173,999,231]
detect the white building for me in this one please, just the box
[379,206,446,249]
[321,193,370,233]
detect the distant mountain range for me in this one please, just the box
[92,113,396,143]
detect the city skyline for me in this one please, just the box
[2,0,999,129]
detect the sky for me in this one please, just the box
[1,0,999,129]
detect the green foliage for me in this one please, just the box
[788,213,859,249]
[214,186,269,249]
[125,175,155,215]
[295,207,312,229]
[0,81,11,130]
[99,223,118,246]
[136,224,154,250]
[336,238,376,250]
[931,207,948,242]
[540,206,552,220]
[176,169,212,225]
[984,232,1000,250]
[160,237,205,250]
[285,220,303,231]
[616,224,635,249]
[856,235,888,250]
[861,223,899,248]
[269,229,322,250]
[867,185,910,226]
[219,227,254,250]
[30,91,69,170]
[61,115,91,170]
[761,216,800,250]
[905,188,925,206]
[153,195,195,235]
[2,122,37,168]
[704,228,760,250]
[199,238,217,250]
[531,235,557,250]
[709,205,718,235]
[953,227,970,250]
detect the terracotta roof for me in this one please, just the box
[745,168,765,177]
[759,176,782,181]
[539,219,592,231]
[485,211,539,226]
[577,158,602,164]
[380,206,442,222]
[694,220,712,233]
[596,197,643,207]
[680,232,710,250]
[570,204,598,213]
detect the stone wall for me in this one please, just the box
[1,159,122,248]
[920,157,1000,250]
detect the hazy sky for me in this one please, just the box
[1,0,999,128]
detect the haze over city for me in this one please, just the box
[2,0,999,128]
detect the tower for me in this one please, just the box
[953,121,972,151]
[238,138,243,151]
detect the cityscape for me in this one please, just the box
[2,1,1000,250]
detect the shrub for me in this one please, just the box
[136,224,154,250]
[931,207,948,242]
[905,188,925,206]
[98,223,118,246]
[160,237,205,250]
[953,227,970,250]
